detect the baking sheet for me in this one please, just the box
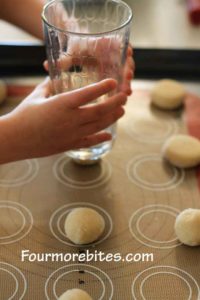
[0,79,200,299]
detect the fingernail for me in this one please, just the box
[127,47,133,56]
[103,78,117,90]
[127,89,132,96]
[127,71,133,80]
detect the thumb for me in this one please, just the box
[43,60,49,72]
[32,77,53,98]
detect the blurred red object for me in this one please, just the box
[187,0,200,25]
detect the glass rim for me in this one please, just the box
[42,0,133,36]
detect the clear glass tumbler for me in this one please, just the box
[42,0,132,164]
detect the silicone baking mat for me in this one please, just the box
[0,78,200,300]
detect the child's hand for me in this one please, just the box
[44,43,134,96]
[119,45,135,96]
[3,77,126,162]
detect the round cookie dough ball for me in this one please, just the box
[162,134,200,168]
[175,208,200,246]
[0,80,7,104]
[64,207,105,245]
[59,289,92,300]
[151,79,185,110]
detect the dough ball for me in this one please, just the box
[59,288,92,300]
[64,207,105,245]
[175,208,200,246]
[0,80,7,104]
[151,79,185,109]
[162,134,200,168]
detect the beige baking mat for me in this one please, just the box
[0,81,200,300]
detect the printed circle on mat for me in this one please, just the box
[132,266,200,300]
[0,159,39,187]
[129,205,181,249]
[45,264,113,300]
[126,154,185,191]
[126,118,178,144]
[49,202,113,247]
[53,156,112,189]
[0,201,33,244]
[0,262,27,300]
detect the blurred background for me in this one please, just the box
[0,0,199,79]
[0,0,200,49]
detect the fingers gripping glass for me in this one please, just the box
[42,0,132,164]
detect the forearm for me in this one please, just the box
[0,0,46,40]
[0,114,27,164]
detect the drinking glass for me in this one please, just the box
[42,0,132,164]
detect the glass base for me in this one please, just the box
[67,139,114,165]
